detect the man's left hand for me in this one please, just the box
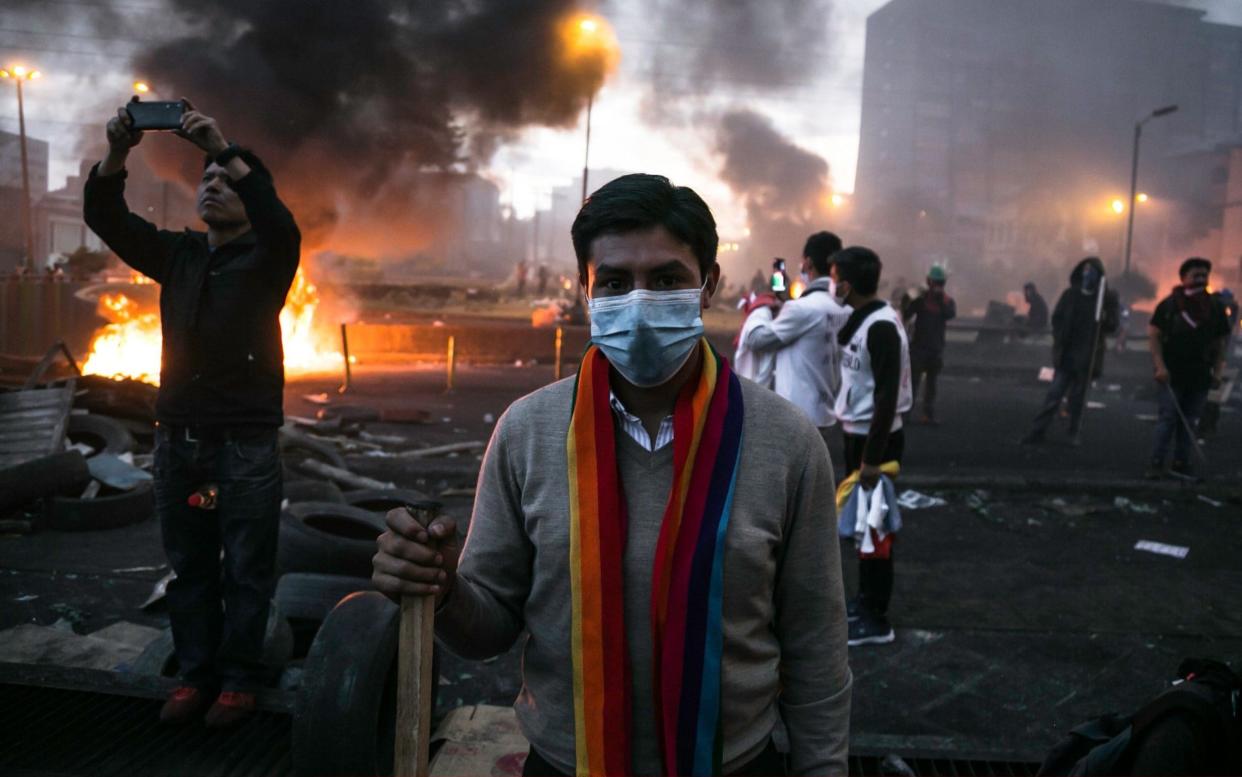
[859,462,882,490]
[176,98,228,156]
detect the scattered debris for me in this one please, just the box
[295,459,397,491]
[965,489,993,519]
[86,452,153,491]
[1113,496,1158,514]
[880,753,918,777]
[304,393,331,404]
[141,570,176,610]
[483,413,496,424]
[1135,413,1158,422]
[1196,494,1223,508]
[1134,540,1189,559]
[14,594,37,602]
[397,441,487,459]
[359,430,408,446]
[1105,384,1121,392]
[1086,401,1106,410]
[112,564,168,574]
[1038,367,1055,382]
[896,490,947,510]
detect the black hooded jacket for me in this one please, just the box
[1051,257,1119,376]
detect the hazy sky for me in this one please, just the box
[1,0,1239,238]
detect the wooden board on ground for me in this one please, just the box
[429,705,529,777]
[0,383,75,470]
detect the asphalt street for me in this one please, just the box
[2,332,1238,764]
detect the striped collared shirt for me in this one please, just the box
[609,391,674,451]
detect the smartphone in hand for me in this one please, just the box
[126,97,185,131]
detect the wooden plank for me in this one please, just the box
[395,503,440,777]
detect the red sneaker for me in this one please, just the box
[159,686,210,724]
[204,690,257,728]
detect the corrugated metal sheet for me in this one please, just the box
[0,384,75,469]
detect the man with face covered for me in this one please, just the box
[373,174,851,776]
[84,100,299,726]
[1020,257,1118,446]
[1146,258,1230,479]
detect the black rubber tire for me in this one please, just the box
[66,414,135,458]
[276,573,373,623]
[41,481,154,532]
[278,502,385,578]
[292,591,399,777]
[341,488,436,514]
[279,429,347,470]
[283,479,346,504]
[0,451,91,515]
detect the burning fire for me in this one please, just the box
[82,293,163,384]
[83,267,344,385]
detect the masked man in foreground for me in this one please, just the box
[374,174,851,776]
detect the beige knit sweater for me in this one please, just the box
[436,375,852,776]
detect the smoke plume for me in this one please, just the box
[715,109,833,266]
[127,0,615,252]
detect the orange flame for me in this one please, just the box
[83,267,344,385]
[82,293,163,385]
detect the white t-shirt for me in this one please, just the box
[743,278,852,427]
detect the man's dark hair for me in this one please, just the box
[203,148,273,183]
[833,246,882,295]
[803,231,843,276]
[1179,257,1212,277]
[570,173,718,279]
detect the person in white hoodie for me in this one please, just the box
[742,231,852,446]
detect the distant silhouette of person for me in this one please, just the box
[515,258,528,297]
[536,262,550,296]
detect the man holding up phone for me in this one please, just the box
[84,99,300,727]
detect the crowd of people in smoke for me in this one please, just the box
[737,240,1236,482]
[86,92,1240,774]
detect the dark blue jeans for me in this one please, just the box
[1029,366,1089,437]
[1150,384,1209,468]
[153,424,282,692]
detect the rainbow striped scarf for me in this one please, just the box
[567,339,745,776]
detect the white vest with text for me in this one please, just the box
[834,304,914,435]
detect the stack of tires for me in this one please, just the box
[0,412,154,532]
[277,485,443,776]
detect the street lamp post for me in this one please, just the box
[1,65,41,271]
[1122,104,1178,275]
[581,92,593,204]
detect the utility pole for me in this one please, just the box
[1122,104,1178,275]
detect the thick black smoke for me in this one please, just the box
[624,0,837,263]
[715,109,833,267]
[128,0,612,249]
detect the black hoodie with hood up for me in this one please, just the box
[1051,257,1119,377]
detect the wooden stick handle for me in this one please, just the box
[395,502,443,777]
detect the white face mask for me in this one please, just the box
[587,282,707,387]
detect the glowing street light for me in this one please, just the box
[1136,192,1149,203]
[133,81,151,94]
[1111,198,1126,215]
[1,64,42,269]
[565,13,616,203]
[1122,104,1178,274]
